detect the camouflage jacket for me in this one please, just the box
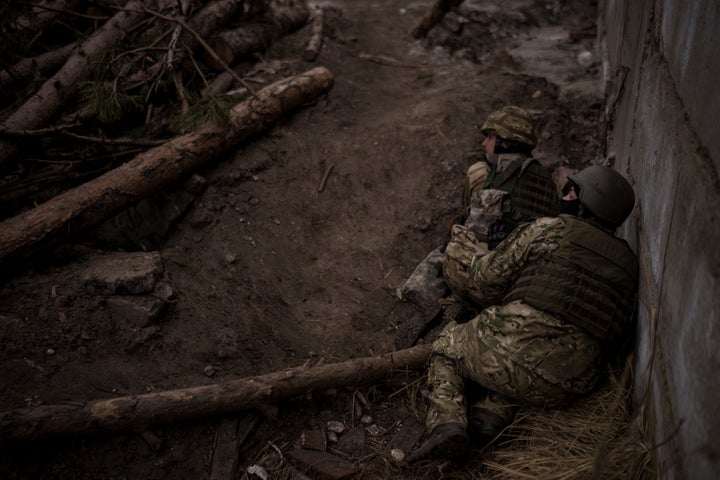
[468,216,606,392]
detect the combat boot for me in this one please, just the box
[406,422,469,463]
[467,406,507,447]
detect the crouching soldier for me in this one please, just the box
[462,105,559,250]
[396,107,559,345]
[407,165,639,463]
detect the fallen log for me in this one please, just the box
[410,0,465,39]
[13,0,77,32]
[0,344,431,441]
[140,0,246,82]
[203,2,310,70]
[303,7,324,62]
[0,66,334,272]
[0,1,148,168]
[201,61,254,98]
[185,0,247,47]
[0,41,78,92]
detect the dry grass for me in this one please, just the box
[479,361,657,480]
[239,361,657,480]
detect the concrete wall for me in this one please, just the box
[601,0,720,478]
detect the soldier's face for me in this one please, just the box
[562,183,578,201]
[482,133,497,154]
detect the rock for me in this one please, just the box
[326,421,345,434]
[153,282,175,302]
[365,424,381,436]
[390,448,405,462]
[82,252,163,295]
[106,295,166,327]
[247,465,269,480]
[360,415,373,425]
[203,365,216,377]
[577,50,593,68]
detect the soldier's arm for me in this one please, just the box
[470,217,561,300]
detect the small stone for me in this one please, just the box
[532,90,542,98]
[360,415,373,425]
[365,424,381,436]
[327,431,338,443]
[390,448,405,462]
[326,421,345,434]
[46,348,56,356]
[247,465,268,480]
[577,50,593,67]
[203,365,216,377]
[224,253,237,264]
[153,282,175,302]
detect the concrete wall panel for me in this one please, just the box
[603,0,720,478]
[660,0,720,172]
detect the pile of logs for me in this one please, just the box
[0,0,331,271]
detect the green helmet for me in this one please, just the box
[568,165,635,227]
[480,106,537,148]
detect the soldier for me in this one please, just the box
[396,106,560,346]
[443,106,560,311]
[406,165,639,463]
[462,105,559,250]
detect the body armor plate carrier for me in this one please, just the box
[484,156,559,223]
[504,216,638,342]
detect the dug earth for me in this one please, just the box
[0,0,610,478]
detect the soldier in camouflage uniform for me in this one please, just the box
[462,106,559,249]
[397,107,560,347]
[407,165,639,463]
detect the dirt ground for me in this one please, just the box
[0,0,615,478]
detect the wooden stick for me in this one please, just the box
[318,163,335,192]
[303,7,324,62]
[0,344,431,441]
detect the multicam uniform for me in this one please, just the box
[425,214,638,431]
[462,152,559,246]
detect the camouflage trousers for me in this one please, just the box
[424,316,579,432]
[443,224,489,308]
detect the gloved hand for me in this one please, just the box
[487,219,514,250]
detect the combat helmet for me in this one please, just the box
[480,106,537,148]
[568,165,635,227]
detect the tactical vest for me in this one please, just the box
[504,216,638,342]
[484,156,559,222]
